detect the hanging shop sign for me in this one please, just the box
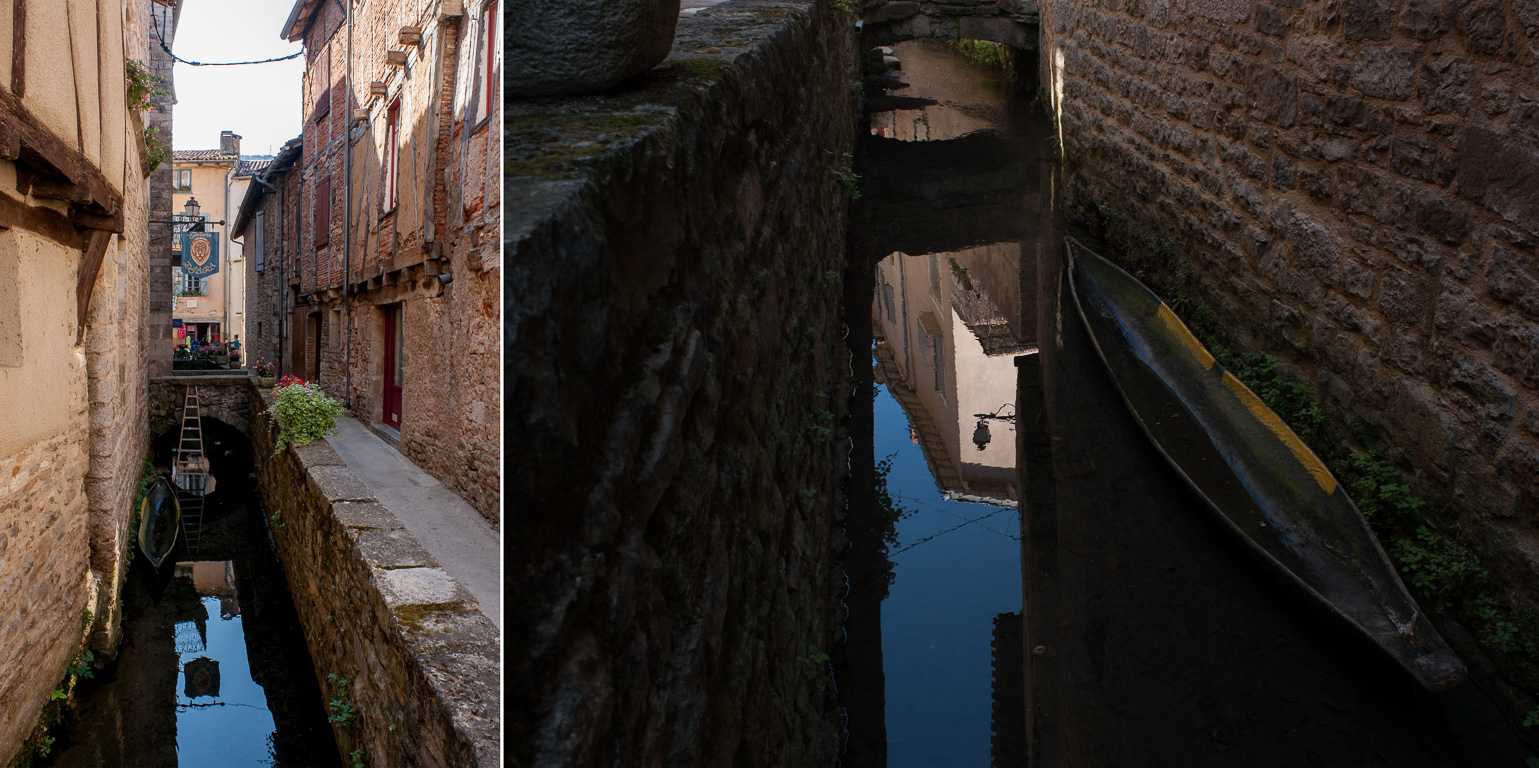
[181,232,219,278]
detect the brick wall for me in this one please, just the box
[1040,0,1539,596]
[284,1,500,520]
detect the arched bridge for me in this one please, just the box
[859,0,1039,50]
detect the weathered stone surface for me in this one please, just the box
[509,0,682,97]
[1485,245,1539,319]
[252,390,498,767]
[352,529,441,570]
[509,1,856,765]
[1041,0,1539,669]
[306,465,376,504]
[1459,127,1539,236]
[333,501,405,530]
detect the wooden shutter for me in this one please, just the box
[315,49,331,121]
[254,211,265,272]
[314,175,330,248]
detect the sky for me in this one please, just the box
[167,1,307,155]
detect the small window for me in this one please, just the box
[384,98,401,212]
[253,211,265,272]
[472,0,500,125]
[314,175,331,248]
[174,169,192,191]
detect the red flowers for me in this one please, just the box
[277,375,305,388]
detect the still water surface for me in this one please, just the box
[46,422,338,768]
[840,38,1537,768]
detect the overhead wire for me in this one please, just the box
[152,10,303,67]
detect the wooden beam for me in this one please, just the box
[11,0,24,97]
[0,86,122,216]
[71,208,124,233]
[0,190,76,246]
[75,229,110,343]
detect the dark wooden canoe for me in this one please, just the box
[1064,236,1465,691]
[138,476,181,570]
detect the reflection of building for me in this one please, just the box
[251,0,502,520]
[874,247,1029,502]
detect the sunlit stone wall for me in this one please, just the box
[250,384,500,767]
[508,0,860,763]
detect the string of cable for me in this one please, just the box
[153,10,303,66]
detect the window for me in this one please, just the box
[174,169,192,191]
[253,211,265,272]
[314,174,331,248]
[314,48,331,122]
[174,267,205,296]
[384,98,401,211]
[471,0,500,125]
[329,308,342,349]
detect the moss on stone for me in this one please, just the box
[393,602,463,634]
[507,111,668,180]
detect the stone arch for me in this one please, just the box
[861,4,1039,50]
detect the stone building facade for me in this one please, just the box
[268,0,501,522]
[1038,1,1539,613]
[170,132,251,351]
[0,0,167,760]
[234,138,303,378]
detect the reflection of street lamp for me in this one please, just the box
[971,403,1016,451]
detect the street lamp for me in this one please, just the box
[183,197,200,219]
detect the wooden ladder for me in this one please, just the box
[172,386,207,554]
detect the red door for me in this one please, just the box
[382,304,403,429]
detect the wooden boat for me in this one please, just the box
[138,475,181,570]
[1063,236,1465,691]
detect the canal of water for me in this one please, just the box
[44,420,339,768]
[838,39,1538,767]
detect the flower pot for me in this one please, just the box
[257,376,277,388]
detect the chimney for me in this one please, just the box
[220,131,241,156]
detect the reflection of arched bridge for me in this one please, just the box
[859,0,1039,50]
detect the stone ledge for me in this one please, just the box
[251,377,499,767]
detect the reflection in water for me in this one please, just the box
[46,422,337,768]
[843,37,1048,768]
[841,36,1535,768]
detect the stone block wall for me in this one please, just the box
[148,375,260,439]
[250,383,499,767]
[0,430,88,760]
[1040,0,1539,597]
[508,0,858,764]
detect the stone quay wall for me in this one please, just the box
[249,383,499,767]
[1040,0,1539,599]
[508,1,859,764]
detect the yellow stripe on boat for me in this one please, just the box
[1221,371,1337,494]
[1157,303,1215,371]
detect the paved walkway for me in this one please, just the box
[326,416,500,629]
